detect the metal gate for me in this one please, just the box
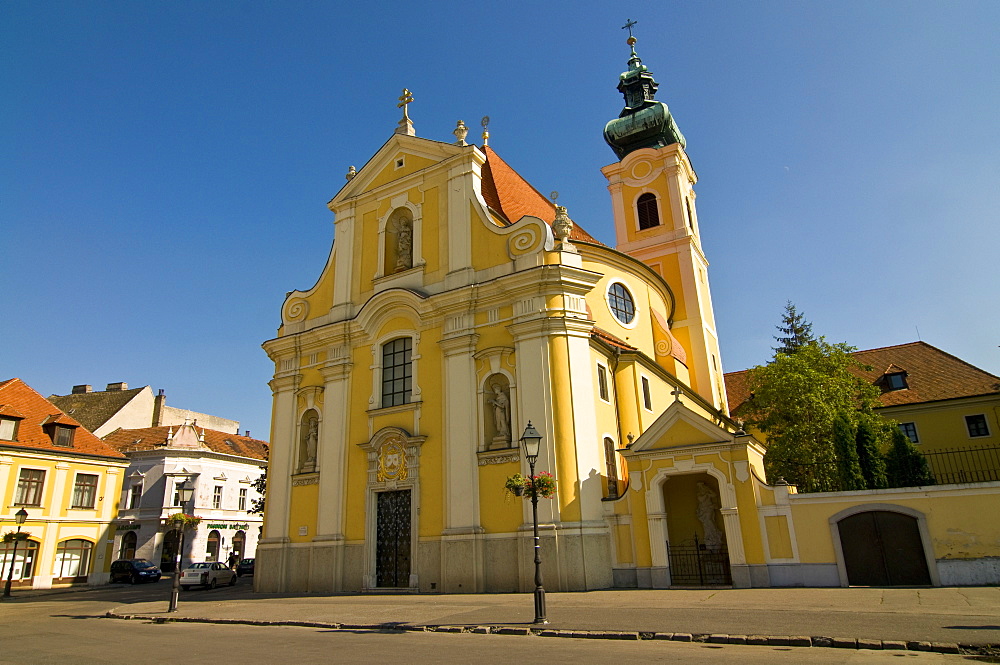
[375,489,411,588]
[668,535,732,586]
[837,511,930,586]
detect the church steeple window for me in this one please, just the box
[637,193,659,230]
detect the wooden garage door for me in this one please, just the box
[837,511,931,586]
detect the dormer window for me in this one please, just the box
[54,425,75,447]
[0,416,20,441]
[42,414,77,447]
[885,372,908,390]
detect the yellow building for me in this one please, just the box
[0,378,128,589]
[260,36,1000,591]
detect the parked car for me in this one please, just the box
[235,558,255,577]
[110,559,162,584]
[180,562,237,590]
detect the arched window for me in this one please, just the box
[604,438,619,499]
[206,530,221,562]
[54,539,93,579]
[0,538,38,584]
[637,193,659,230]
[119,531,137,560]
[381,337,413,407]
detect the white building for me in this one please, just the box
[102,421,267,571]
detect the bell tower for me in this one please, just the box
[601,27,727,412]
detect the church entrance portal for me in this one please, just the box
[375,489,411,587]
[663,473,732,586]
[837,510,931,586]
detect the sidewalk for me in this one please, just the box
[106,586,1000,651]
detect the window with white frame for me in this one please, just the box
[71,473,99,509]
[54,539,93,578]
[607,282,636,326]
[381,337,413,407]
[966,414,990,438]
[0,416,20,441]
[15,468,45,506]
[129,483,142,509]
[636,193,659,230]
[641,376,652,411]
[898,422,919,444]
[238,488,247,511]
[213,485,223,509]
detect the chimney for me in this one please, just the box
[245,430,250,437]
[152,389,166,426]
[106,382,128,391]
[72,385,92,394]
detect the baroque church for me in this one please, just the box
[257,32,761,592]
[257,34,1000,592]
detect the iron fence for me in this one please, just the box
[922,444,1000,484]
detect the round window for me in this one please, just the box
[608,282,636,325]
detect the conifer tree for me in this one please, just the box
[833,411,866,491]
[885,429,936,488]
[772,301,815,356]
[855,416,888,489]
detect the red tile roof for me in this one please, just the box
[102,424,268,461]
[592,327,638,351]
[481,146,602,245]
[0,378,126,459]
[724,341,1000,413]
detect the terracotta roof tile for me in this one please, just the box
[591,327,638,351]
[48,386,147,432]
[724,341,1000,413]
[482,146,602,245]
[0,378,126,459]
[102,425,268,461]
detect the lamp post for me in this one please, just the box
[168,479,195,613]
[520,421,546,624]
[3,508,29,599]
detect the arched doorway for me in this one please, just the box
[206,530,221,561]
[119,531,137,560]
[161,529,180,572]
[663,473,732,586]
[232,531,246,561]
[837,510,931,586]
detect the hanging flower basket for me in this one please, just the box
[2,530,30,543]
[525,472,557,499]
[166,513,202,529]
[504,474,527,499]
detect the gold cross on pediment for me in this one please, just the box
[397,88,414,118]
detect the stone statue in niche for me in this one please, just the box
[394,216,413,272]
[299,411,318,473]
[696,481,724,549]
[487,382,511,448]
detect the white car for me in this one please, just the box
[180,562,237,590]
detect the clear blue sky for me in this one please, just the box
[4,1,999,439]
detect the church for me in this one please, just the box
[256,33,1000,592]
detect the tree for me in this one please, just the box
[249,470,266,515]
[885,429,935,488]
[833,412,866,491]
[855,415,888,489]
[772,301,815,356]
[738,339,887,491]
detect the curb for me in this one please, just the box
[104,612,984,654]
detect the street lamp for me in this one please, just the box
[3,508,29,599]
[168,479,195,613]
[520,421,546,624]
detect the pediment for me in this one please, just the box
[625,400,732,453]
[329,134,467,207]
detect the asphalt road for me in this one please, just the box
[0,583,981,665]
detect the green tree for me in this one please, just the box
[772,301,815,356]
[885,429,935,488]
[738,339,886,491]
[249,470,267,515]
[855,415,888,489]
[833,412,866,491]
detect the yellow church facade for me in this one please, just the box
[258,38,1000,592]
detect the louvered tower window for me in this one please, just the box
[637,193,659,229]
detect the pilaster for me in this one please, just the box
[266,373,300,541]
